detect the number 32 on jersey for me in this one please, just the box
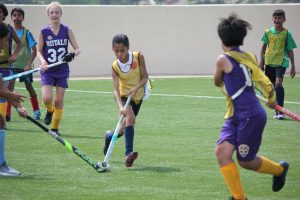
[47,47,67,63]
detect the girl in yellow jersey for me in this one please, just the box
[0,22,27,176]
[0,3,21,123]
[103,34,149,168]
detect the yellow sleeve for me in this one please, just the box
[112,60,119,75]
[132,51,140,59]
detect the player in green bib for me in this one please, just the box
[6,8,41,121]
[259,9,297,120]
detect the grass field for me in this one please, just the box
[1,77,299,200]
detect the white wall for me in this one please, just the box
[6,4,300,76]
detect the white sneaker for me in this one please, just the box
[0,162,21,176]
[273,114,285,120]
[277,114,285,120]
[273,114,279,119]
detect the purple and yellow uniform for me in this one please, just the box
[40,24,69,88]
[0,23,12,86]
[217,48,275,161]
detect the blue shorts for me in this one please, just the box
[0,68,12,88]
[217,109,267,161]
[12,68,33,83]
[40,73,68,88]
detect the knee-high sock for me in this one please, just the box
[0,101,7,120]
[124,126,134,156]
[256,156,284,176]
[221,162,246,200]
[30,95,40,111]
[0,129,6,165]
[43,102,54,113]
[275,85,285,108]
[52,108,63,129]
[6,102,11,117]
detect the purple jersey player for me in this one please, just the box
[37,1,80,135]
[214,14,289,200]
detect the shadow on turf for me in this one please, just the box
[6,128,41,133]
[111,162,181,173]
[62,134,102,140]
[132,165,181,173]
[0,175,53,180]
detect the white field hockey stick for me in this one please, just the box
[4,51,77,82]
[3,61,64,81]
[256,93,300,122]
[99,95,132,171]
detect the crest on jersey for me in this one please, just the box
[238,144,250,158]
[47,35,52,40]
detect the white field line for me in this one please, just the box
[15,87,300,105]
[32,75,214,81]
[31,74,300,81]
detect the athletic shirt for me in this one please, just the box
[262,27,297,68]
[0,23,12,68]
[41,24,69,77]
[12,28,36,69]
[222,48,274,119]
[112,51,145,103]
[264,28,288,66]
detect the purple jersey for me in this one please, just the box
[41,24,69,78]
[223,49,263,119]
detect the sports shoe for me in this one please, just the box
[44,110,53,125]
[277,114,285,120]
[33,110,41,120]
[103,130,113,156]
[272,161,289,192]
[229,197,247,200]
[273,114,285,120]
[0,162,21,176]
[51,129,61,136]
[125,151,138,168]
[6,116,10,122]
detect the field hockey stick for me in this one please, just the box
[256,94,300,122]
[16,108,108,173]
[4,52,77,82]
[99,95,132,170]
[3,61,64,81]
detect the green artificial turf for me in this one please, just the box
[1,77,299,200]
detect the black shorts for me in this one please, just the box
[12,68,33,83]
[121,97,142,116]
[265,65,286,83]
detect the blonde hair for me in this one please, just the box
[46,1,62,14]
